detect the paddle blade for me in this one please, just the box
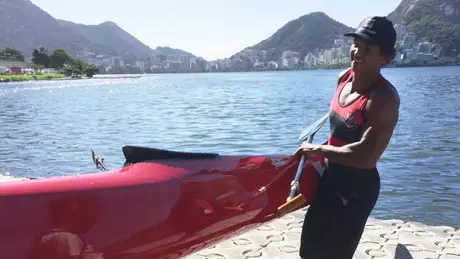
[91,149,97,164]
[298,112,329,143]
[91,148,108,171]
[274,194,307,218]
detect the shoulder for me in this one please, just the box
[338,68,350,78]
[366,81,400,128]
[337,68,351,85]
[371,81,400,109]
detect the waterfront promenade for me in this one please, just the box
[185,207,460,259]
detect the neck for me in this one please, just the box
[351,70,382,93]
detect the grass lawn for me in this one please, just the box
[0,74,66,82]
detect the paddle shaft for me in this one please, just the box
[288,133,315,199]
[287,112,327,199]
[297,112,329,143]
[91,149,108,171]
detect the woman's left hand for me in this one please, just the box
[294,143,323,157]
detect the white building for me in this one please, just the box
[394,24,406,41]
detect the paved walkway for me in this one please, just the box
[184,207,460,259]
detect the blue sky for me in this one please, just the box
[31,0,402,60]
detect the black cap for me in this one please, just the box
[344,16,396,52]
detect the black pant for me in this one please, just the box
[299,163,380,259]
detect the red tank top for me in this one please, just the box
[327,69,387,147]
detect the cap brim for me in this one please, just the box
[344,32,374,44]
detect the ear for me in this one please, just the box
[382,54,391,65]
[381,48,396,65]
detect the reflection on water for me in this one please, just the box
[1,66,460,228]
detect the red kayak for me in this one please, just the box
[0,114,328,259]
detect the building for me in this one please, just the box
[135,60,146,72]
[402,34,416,49]
[0,60,31,74]
[267,61,278,69]
[287,57,299,68]
[333,39,345,48]
[87,59,104,67]
[415,42,432,54]
[110,57,122,68]
[394,24,406,41]
[277,56,288,68]
[179,55,191,70]
[259,50,267,61]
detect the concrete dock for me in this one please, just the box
[184,207,460,259]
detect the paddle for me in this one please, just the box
[274,112,329,218]
[91,148,108,171]
[297,112,329,143]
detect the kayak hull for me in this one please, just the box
[0,147,323,259]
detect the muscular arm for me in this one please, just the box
[314,85,400,169]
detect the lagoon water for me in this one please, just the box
[1,66,460,228]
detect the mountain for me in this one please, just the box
[56,20,155,58]
[0,0,194,59]
[388,0,460,25]
[388,0,460,56]
[0,0,89,57]
[231,12,354,61]
[153,46,195,57]
[387,0,420,25]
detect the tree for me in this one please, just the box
[405,0,460,56]
[31,63,45,71]
[0,47,25,62]
[65,58,86,76]
[64,58,99,78]
[50,49,71,69]
[407,15,460,56]
[32,47,51,68]
[404,0,438,24]
[85,64,99,77]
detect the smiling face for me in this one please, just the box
[349,37,393,75]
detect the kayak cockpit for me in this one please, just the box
[122,146,219,166]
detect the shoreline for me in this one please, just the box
[102,64,460,75]
[1,65,458,83]
[0,74,145,83]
